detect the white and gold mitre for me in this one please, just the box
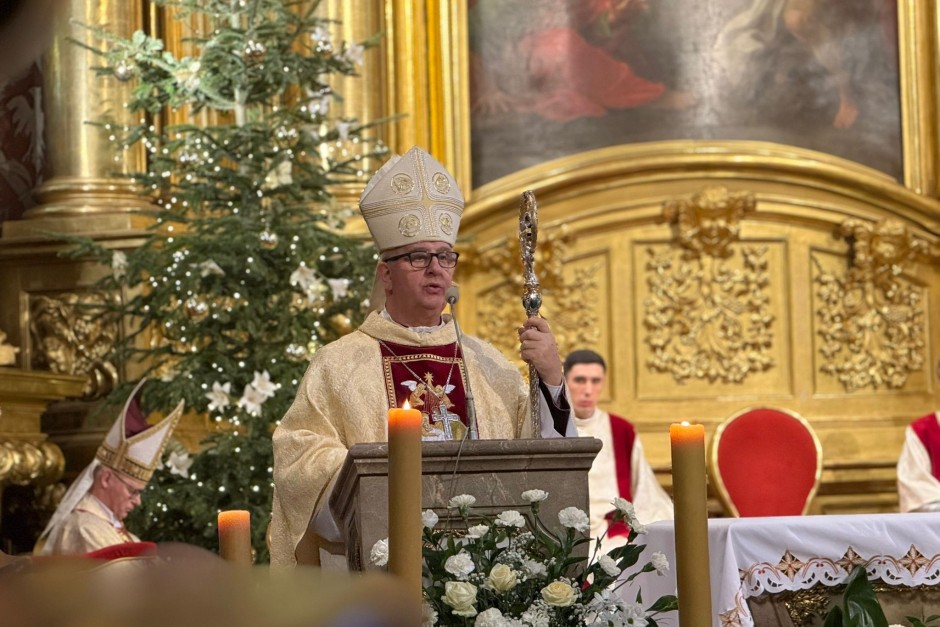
[358,146,464,252]
[96,379,184,483]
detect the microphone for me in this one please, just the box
[446,285,478,440]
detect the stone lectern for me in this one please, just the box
[306,437,601,570]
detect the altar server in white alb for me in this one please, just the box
[898,362,940,512]
[270,146,576,568]
[37,379,183,555]
[564,350,673,550]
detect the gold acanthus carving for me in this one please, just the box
[814,219,937,392]
[472,226,600,369]
[645,186,774,384]
[28,292,119,400]
[0,438,65,487]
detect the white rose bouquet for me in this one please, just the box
[372,489,677,626]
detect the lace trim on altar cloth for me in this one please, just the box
[718,545,940,627]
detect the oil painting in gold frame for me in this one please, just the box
[466,0,903,189]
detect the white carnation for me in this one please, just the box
[522,559,547,578]
[558,506,590,533]
[422,601,438,627]
[474,608,508,627]
[521,606,551,627]
[612,497,634,517]
[444,551,475,579]
[422,509,439,529]
[448,494,476,509]
[369,538,388,567]
[598,554,620,577]
[466,524,490,539]
[521,489,548,503]
[495,510,525,528]
[651,551,669,575]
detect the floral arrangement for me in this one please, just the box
[371,490,677,626]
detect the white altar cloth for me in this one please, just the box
[629,512,940,627]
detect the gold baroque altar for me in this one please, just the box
[0,1,937,536]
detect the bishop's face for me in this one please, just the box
[99,467,146,522]
[379,241,457,327]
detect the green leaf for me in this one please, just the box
[647,595,679,613]
[823,566,887,627]
[826,607,845,627]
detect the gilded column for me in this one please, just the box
[7,0,150,232]
[318,0,389,212]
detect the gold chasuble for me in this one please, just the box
[270,311,533,567]
[45,494,140,555]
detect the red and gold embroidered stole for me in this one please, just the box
[379,340,468,441]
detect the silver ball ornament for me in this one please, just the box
[184,297,209,321]
[113,60,134,82]
[259,230,279,249]
[284,344,308,362]
[243,40,266,63]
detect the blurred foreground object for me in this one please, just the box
[0,542,420,627]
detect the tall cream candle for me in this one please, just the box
[218,509,252,566]
[670,422,712,626]
[388,401,422,607]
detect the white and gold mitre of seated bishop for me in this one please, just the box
[358,146,464,252]
[96,379,184,483]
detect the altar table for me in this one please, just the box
[629,513,940,627]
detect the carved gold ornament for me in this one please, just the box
[473,226,599,369]
[813,219,936,392]
[0,438,64,487]
[662,185,755,259]
[646,186,773,384]
[28,293,119,399]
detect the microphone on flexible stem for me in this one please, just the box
[446,286,478,440]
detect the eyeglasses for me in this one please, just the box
[113,472,145,498]
[383,250,459,269]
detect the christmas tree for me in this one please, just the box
[66,0,386,561]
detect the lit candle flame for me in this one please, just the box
[403,400,411,410]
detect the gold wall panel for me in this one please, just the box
[455,172,940,514]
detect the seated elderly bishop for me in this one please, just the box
[36,379,184,555]
[270,146,576,568]
[898,409,940,512]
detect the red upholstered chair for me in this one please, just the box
[708,407,822,517]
